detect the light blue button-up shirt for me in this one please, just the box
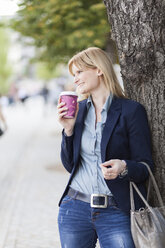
[70,94,113,196]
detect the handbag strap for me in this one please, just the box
[140,162,164,207]
[130,162,164,211]
[146,177,151,201]
[130,182,151,211]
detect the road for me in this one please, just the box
[0,97,69,248]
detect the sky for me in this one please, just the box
[0,0,19,16]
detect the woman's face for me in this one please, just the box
[72,64,102,95]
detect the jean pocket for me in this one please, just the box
[111,205,121,211]
[60,195,73,206]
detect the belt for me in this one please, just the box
[67,187,117,208]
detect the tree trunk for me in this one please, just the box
[104,0,165,205]
[105,33,119,64]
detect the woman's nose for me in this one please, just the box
[74,75,79,84]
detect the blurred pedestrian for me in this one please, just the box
[18,88,29,104]
[0,103,7,136]
[8,83,18,105]
[57,47,153,248]
[40,85,49,104]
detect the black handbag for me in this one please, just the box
[0,127,4,136]
[130,162,165,248]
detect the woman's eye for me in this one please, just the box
[73,70,83,77]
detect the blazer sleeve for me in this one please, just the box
[124,103,153,183]
[60,129,74,173]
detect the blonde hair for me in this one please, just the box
[68,47,125,99]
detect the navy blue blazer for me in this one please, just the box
[59,96,153,214]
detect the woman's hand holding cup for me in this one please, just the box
[57,91,79,136]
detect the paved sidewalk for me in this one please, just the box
[0,98,69,248]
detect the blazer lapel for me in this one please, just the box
[73,100,87,165]
[101,97,121,162]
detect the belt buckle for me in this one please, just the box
[90,194,108,208]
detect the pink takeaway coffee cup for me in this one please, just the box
[60,91,78,118]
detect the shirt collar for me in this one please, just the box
[86,95,93,109]
[86,93,113,112]
[102,93,113,113]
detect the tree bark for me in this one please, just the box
[104,0,165,205]
[105,33,119,64]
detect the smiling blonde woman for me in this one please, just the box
[57,47,153,248]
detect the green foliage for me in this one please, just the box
[0,28,12,94]
[36,62,63,80]
[10,0,109,67]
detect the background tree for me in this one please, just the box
[0,28,12,94]
[36,62,63,80]
[104,0,165,204]
[10,0,110,67]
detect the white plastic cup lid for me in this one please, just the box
[60,91,78,96]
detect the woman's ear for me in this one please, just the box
[97,69,103,76]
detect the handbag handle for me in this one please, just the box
[130,182,151,211]
[130,162,164,211]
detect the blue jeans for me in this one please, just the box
[58,195,135,248]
